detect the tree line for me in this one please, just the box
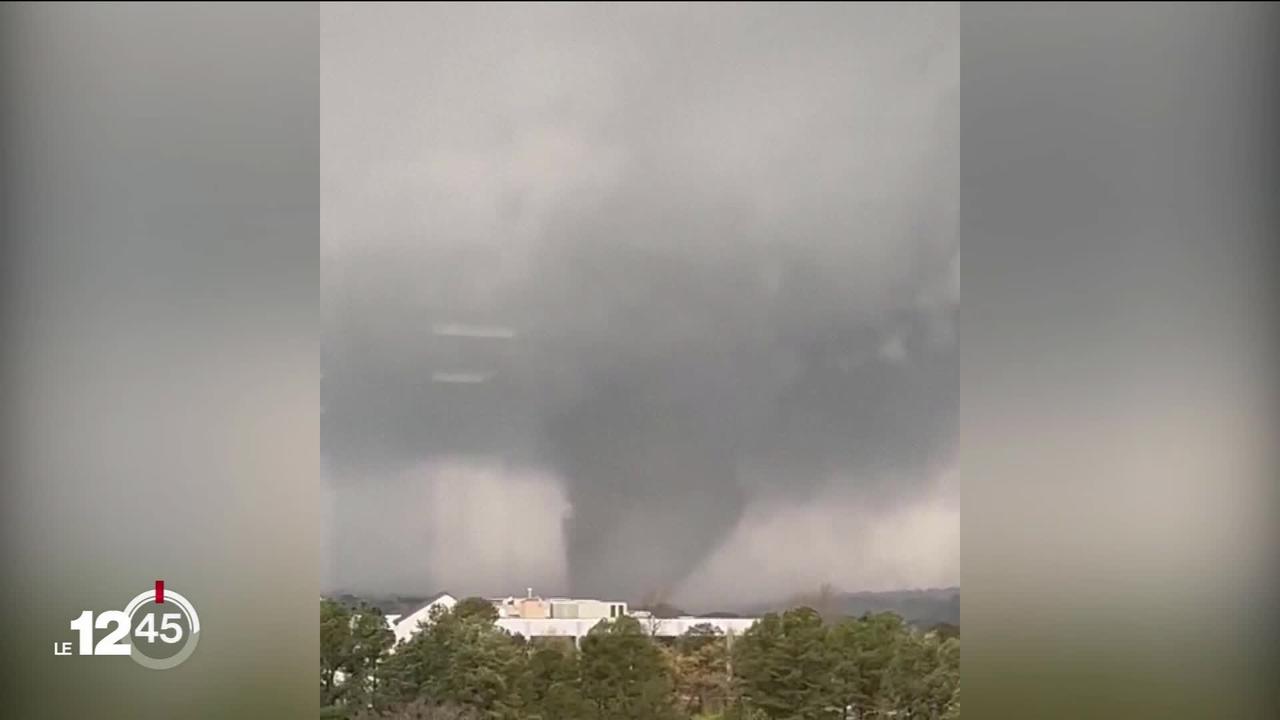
[321,596,959,720]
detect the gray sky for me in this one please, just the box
[321,3,957,608]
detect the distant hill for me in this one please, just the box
[838,587,959,626]
[327,592,439,618]
[739,587,959,627]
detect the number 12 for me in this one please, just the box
[69,611,130,656]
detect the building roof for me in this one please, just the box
[392,592,460,642]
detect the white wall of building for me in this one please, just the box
[392,593,458,644]
[392,593,757,644]
[493,616,758,641]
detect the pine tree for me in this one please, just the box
[578,616,681,720]
[828,612,906,718]
[519,642,590,719]
[877,628,958,719]
[379,604,526,718]
[321,599,354,708]
[732,608,839,719]
[671,624,731,716]
[322,599,395,715]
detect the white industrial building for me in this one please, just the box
[494,615,759,642]
[390,589,758,645]
[390,592,458,644]
[492,588,628,621]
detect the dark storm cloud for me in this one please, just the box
[322,3,957,599]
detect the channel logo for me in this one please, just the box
[54,580,200,670]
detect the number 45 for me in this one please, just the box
[135,613,184,644]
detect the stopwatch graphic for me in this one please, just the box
[57,580,201,669]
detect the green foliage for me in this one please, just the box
[677,623,725,654]
[519,642,590,719]
[322,598,396,714]
[579,616,681,720]
[732,608,837,719]
[353,700,483,719]
[671,625,731,716]
[454,596,501,623]
[942,685,960,720]
[827,612,906,718]
[379,604,527,718]
[322,599,959,720]
[731,609,960,719]
[879,633,958,720]
[321,599,353,705]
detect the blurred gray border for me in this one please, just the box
[961,3,1279,718]
[0,3,319,717]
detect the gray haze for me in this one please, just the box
[322,3,957,605]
